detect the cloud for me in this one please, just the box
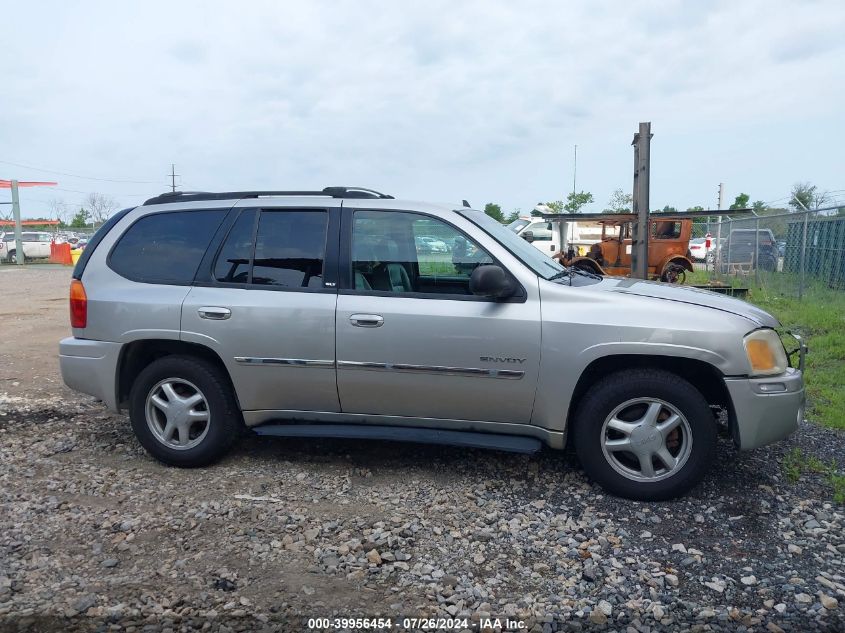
[1,0,843,215]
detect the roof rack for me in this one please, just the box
[143,186,394,206]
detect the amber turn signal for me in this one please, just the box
[746,339,776,371]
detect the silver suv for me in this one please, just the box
[59,187,805,500]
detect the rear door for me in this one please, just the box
[181,201,341,414]
[38,233,53,258]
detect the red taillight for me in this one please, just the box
[69,279,87,328]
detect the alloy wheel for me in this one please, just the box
[600,397,693,482]
[145,378,211,450]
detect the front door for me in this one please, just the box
[181,205,340,413]
[335,209,541,424]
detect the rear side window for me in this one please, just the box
[109,210,226,284]
[213,210,328,288]
[214,209,255,283]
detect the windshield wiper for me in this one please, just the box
[569,266,603,280]
[547,267,603,283]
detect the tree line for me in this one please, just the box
[25,193,121,229]
[483,182,843,224]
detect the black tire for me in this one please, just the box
[129,355,242,467]
[7,250,16,264]
[572,368,717,501]
[760,255,777,272]
[660,264,686,284]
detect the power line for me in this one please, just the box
[52,186,151,197]
[0,159,160,184]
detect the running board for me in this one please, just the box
[252,424,542,454]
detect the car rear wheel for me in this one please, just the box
[572,368,716,500]
[660,264,687,284]
[129,355,242,467]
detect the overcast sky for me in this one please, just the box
[2,0,844,219]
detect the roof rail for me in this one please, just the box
[143,186,394,206]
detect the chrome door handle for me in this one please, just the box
[198,306,231,320]
[349,313,384,328]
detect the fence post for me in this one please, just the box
[754,216,760,287]
[799,211,809,300]
[715,216,722,281]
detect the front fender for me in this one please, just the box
[576,341,732,373]
[658,254,694,272]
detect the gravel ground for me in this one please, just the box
[1,266,843,632]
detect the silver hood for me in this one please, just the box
[592,277,779,328]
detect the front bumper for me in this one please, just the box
[724,368,804,450]
[59,337,122,410]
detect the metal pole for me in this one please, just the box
[572,146,577,195]
[714,183,724,281]
[631,122,651,279]
[799,211,808,300]
[11,180,24,266]
[790,195,813,301]
[754,216,760,286]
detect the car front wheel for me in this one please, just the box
[129,355,242,467]
[572,368,717,500]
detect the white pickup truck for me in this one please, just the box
[0,231,54,263]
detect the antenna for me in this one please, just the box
[169,164,180,193]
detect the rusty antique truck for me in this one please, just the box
[546,216,696,284]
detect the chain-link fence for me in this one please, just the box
[691,207,845,298]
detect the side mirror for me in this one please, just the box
[470,265,516,299]
[521,230,534,243]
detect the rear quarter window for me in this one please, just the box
[109,210,226,284]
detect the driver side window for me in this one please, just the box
[351,210,494,296]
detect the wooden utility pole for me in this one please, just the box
[631,122,652,279]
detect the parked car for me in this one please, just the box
[688,237,725,263]
[415,235,449,253]
[59,187,805,500]
[0,231,53,263]
[719,229,779,272]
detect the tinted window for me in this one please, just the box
[251,211,327,287]
[110,210,226,283]
[214,210,255,283]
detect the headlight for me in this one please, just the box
[743,329,788,376]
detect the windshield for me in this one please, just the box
[461,209,566,280]
[506,218,530,232]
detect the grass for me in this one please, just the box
[688,270,845,504]
[687,270,845,431]
[782,447,845,504]
[748,282,845,432]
